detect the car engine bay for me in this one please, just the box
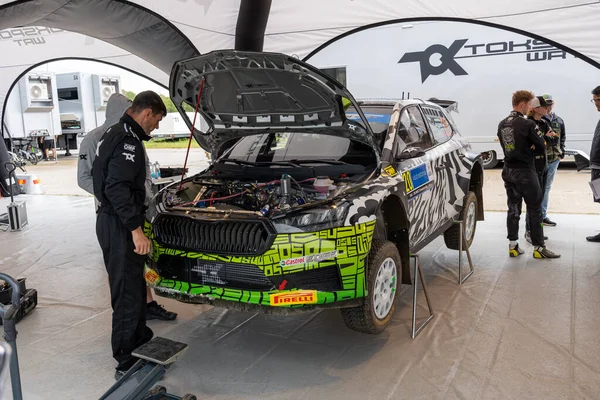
[161,173,357,217]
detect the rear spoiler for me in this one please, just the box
[427,98,459,113]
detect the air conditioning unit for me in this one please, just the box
[101,84,116,102]
[29,82,50,101]
[93,75,120,110]
[18,73,56,112]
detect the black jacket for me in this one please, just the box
[497,111,546,170]
[528,115,550,173]
[543,113,566,153]
[92,114,150,231]
[591,119,600,167]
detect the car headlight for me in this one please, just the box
[273,202,350,233]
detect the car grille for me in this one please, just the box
[191,260,273,290]
[283,266,342,292]
[156,255,274,291]
[153,215,274,255]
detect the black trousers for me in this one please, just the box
[593,169,600,203]
[525,168,548,232]
[502,167,545,247]
[96,210,153,370]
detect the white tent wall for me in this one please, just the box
[0,29,169,128]
[264,1,600,66]
[304,20,600,159]
[1,0,600,140]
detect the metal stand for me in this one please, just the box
[457,220,474,285]
[410,253,434,339]
[0,273,24,400]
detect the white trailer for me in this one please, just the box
[151,112,209,139]
[306,20,600,169]
[3,71,61,151]
[56,72,120,154]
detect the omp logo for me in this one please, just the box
[270,291,317,306]
[0,27,64,47]
[399,38,569,82]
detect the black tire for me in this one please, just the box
[30,153,40,165]
[444,191,478,250]
[340,240,400,334]
[482,151,499,169]
[182,395,197,400]
[148,385,166,395]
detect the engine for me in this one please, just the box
[163,174,346,217]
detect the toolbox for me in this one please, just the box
[0,278,37,325]
[7,201,28,231]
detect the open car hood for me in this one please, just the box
[169,50,377,155]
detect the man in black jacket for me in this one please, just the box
[524,95,557,244]
[587,86,600,242]
[93,91,166,379]
[497,90,560,259]
[540,93,565,227]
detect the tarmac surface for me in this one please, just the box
[20,149,599,215]
[1,150,599,399]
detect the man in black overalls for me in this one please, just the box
[497,91,560,259]
[92,91,166,379]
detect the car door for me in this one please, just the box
[392,105,443,248]
[420,105,469,221]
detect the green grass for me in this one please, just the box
[146,138,200,149]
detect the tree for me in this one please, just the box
[122,90,136,101]
[121,90,193,113]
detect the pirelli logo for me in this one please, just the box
[270,290,317,306]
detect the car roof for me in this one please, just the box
[356,98,441,109]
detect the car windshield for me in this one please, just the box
[346,107,392,135]
[219,132,375,166]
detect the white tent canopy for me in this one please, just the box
[1,0,600,132]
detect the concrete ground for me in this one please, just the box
[19,150,598,215]
[0,196,599,399]
[1,151,599,399]
[20,148,211,197]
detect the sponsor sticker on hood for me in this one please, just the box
[279,250,338,269]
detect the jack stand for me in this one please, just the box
[100,337,197,400]
[456,220,475,285]
[410,253,434,339]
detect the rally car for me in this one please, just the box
[143,50,484,334]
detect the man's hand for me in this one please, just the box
[546,130,559,138]
[132,227,151,255]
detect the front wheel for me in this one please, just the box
[341,240,400,334]
[444,191,478,250]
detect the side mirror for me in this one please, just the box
[395,147,426,161]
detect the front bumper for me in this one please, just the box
[144,219,376,309]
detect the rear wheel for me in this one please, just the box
[29,152,40,165]
[341,240,400,334]
[444,191,478,250]
[482,151,499,169]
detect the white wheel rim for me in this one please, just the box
[482,151,495,166]
[373,257,397,319]
[465,201,476,242]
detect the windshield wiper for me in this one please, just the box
[217,158,301,167]
[288,159,348,165]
